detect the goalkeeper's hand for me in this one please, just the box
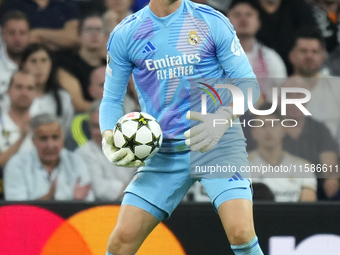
[102,131,145,168]
[184,106,237,153]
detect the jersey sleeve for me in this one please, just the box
[211,15,260,111]
[100,29,133,133]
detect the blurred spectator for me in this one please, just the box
[76,100,135,201]
[281,77,340,200]
[19,43,74,133]
[58,14,106,113]
[0,71,35,168]
[0,0,79,50]
[249,104,317,202]
[324,46,340,76]
[289,28,340,149]
[208,0,232,12]
[65,66,140,150]
[4,114,94,201]
[312,0,340,53]
[0,11,30,108]
[65,66,106,150]
[103,0,133,35]
[227,0,286,103]
[254,0,317,74]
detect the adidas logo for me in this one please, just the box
[142,42,156,53]
[229,172,244,182]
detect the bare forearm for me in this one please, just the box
[300,188,316,202]
[34,28,79,48]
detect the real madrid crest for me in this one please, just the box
[187,30,199,46]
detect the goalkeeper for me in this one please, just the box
[100,0,264,254]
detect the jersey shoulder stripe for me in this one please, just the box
[196,6,233,32]
[107,9,148,50]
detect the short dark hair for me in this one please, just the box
[1,10,30,28]
[78,13,103,34]
[228,0,260,13]
[252,102,282,120]
[290,26,326,52]
[8,70,34,89]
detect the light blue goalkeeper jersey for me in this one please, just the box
[100,0,259,147]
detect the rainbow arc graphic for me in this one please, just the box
[197,82,222,106]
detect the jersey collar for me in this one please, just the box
[146,0,185,27]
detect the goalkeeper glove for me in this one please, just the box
[184,106,237,153]
[102,131,145,168]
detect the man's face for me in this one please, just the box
[251,115,285,150]
[2,19,30,55]
[33,122,64,163]
[8,73,36,110]
[228,4,260,38]
[290,38,325,77]
[90,111,102,147]
[89,67,105,99]
[80,17,105,50]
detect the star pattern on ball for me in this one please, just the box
[146,133,161,153]
[122,133,142,154]
[114,112,162,162]
[134,113,152,129]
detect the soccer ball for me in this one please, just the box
[113,112,163,161]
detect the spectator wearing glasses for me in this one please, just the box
[58,14,106,113]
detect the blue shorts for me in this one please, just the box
[123,132,253,221]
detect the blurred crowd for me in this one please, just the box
[0,0,339,203]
